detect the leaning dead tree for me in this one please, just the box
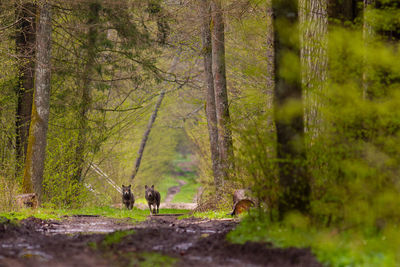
[130,89,166,180]
[130,54,181,181]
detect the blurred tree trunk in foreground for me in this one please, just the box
[272,0,310,218]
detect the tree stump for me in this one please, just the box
[15,193,38,209]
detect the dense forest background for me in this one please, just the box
[0,0,399,265]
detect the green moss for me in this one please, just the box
[22,100,38,194]
[130,252,178,267]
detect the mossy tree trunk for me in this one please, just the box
[15,2,37,170]
[272,0,310,218]
[200,0,221,192]
[211,0,233,187]
[22,1,52,203]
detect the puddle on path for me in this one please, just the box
[38,217,135,235]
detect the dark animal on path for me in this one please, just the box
[122,185,135,210]
[145,185,161,215]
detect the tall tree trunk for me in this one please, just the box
[266,0,275,96]
[266,0,276,153]
[22,2,52,203]
[15,3,36,168]
[273,0,310,218]
[300,0,328,139]
[200,0,221,191]
[74,2,100,182]
[211,0,233,185]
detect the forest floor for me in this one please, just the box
[0,214,321,267]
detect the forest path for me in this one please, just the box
[0,215,321,267]
[164,179,187,203]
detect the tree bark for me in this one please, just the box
[15,3,37,167]
[211,0,233,184]
[22,2,52,203]
[74,2,101,182]
[300,0,328,139]
[200,0,221,190]
[266,0,275,95]
[272,0,310,217]
[266,0,276,155]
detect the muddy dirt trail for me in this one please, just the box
[0,215,321,267]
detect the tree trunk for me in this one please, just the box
[74,2,101,182]
[200,0,221,190]
[211,0,233,185]
[266,0,276,154]
[15,3,37,168]
[272,0,310,217]
[300,0,328,139]
[266,0,275,95]
[22,2,52,203]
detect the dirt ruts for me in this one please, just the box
[164,179,187,203]
[0,215,321,267]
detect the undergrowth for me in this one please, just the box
[227,212,399,267]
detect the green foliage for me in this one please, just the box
[228,213,399,267]
[133,252,178,267]
[111,252,178,267]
